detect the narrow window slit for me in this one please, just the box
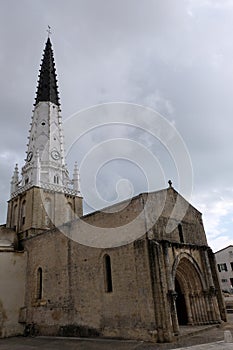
[104,255,113,293]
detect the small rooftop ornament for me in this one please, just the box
[47,25,52,37]
[168,180,173,188]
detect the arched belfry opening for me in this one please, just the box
[174,256,208,326]
[20,200,26,229]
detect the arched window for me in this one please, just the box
[36,267,43,300]
[21,200,26,227]
[178,224,184,243]
[54,175,59,184]
[104,254,113,293]
[13,204,18,230]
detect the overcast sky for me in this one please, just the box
[0,0,233,252]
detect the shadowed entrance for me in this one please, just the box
[174,256,208,326]
[175,277,188,325]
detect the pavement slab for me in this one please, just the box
[0,337,233,350]
[174,341,233,349]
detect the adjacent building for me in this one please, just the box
[215,245,233,293]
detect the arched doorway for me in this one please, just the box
[173,255,207,326]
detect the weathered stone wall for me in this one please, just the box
[23,229,156,341]
[142,190,207,245]
[0,249,26,337]
[24,231,71,329]
[20,187,224,342]
[6,187,83,236]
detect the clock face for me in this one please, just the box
[51,150,60,160]
[27,151,33,162]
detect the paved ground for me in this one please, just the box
[0,314,232,350]
[175,342,233,349]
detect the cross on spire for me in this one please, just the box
[47,25,52,38]
[168,180,173,188]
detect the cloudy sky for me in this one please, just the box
[0,0,233,252]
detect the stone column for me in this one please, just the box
[196,292,205,324]
[207,249,226,322]
[148,240,173,342]
[203,290,212,322]
[203,250,221,323]
[208,287,217,322]
[200,292,208,323]
[163,242,179,335]
[168,290,179,334]
[184,293,193,325]
[190,293,197,324]
[204,250,214,288]
[193,293,201,324]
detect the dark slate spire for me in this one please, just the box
[35,38,60,106]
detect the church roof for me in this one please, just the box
[35,37,60,106]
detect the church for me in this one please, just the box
[0,37,226,343]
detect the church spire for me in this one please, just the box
[6,36,83,235]
[35,38,60,106]
[18,36,75,194]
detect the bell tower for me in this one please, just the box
[6,38,83,239]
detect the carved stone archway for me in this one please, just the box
[172,255,209,327]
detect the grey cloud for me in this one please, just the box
[0,1,233,251]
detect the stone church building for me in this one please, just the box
[0,38,226,343]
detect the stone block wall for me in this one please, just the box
[23,228,157,341]
[0,249,26,337]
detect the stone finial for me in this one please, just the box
[73,161,80,192]
[168,179,172,188]
[13,163,19,180]
[10,164,19,194]
[47,25,52,38]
